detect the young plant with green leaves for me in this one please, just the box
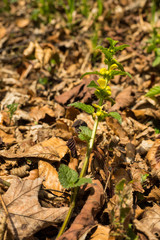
[57,38,131,238]
[7,103,18,124]
[145,0,160,67]
[110,179,138,240]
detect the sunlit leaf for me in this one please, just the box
[69,102,94,114]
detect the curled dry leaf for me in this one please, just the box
[1,177,68,239]
[23,41,35,57]
[35,41,44,65]
[146,137,160,179]
[38,160,63,196]
[135,204,160,239]
[25,169,39,180]
[58,179,105,240]
[10,164,30,177]
[43,47,53,65]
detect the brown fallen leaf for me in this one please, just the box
[90,225,111,240]
[0,25,6,40]
[146,136,160,179]
[23,41,35,57]
[55,75,97,105]
[35,41,44,65]
[38,160,63,196]
[0,137,69,161]
[135,204,160,239]
[29,105,55,123]
[15,18,30,28]
[1,177,68,239]
[0,129,16,145]
[43,47,53,65]
[110,86,135,111]
[58,179,104,240]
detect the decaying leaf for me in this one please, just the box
[55,76,96,105]
[0,129,16,145]
[43,47,53,65]
[90,225,111,240]
[58,179,104,240]
[29,105,55,123]
[35,41,44,65]
[23,41,35,57]
[38,160,63,196]
[146,137,160,179]
[1,177,68,239]
[135,204,160,239]
[15,18,30,28]
[110,86,135,111]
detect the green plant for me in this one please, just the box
[31,0,56,23]
[7,103,18,124]
[38,77,48,85]
[110,179,138,240]
[81,0,89,17]
[145,0,160,67]
[57,37,131,238]
[145,85,160,98]
[64,0,75,28]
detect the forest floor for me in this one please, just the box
[0,0,160,239]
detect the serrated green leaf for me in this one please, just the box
[74,177,92,187]
[80,71,102,79]
[68,102,94,114]
[108,112,122,124]
[78,126,92,142]
[87,80,99,89]
[145,85,160,97]
[58,164,78,189]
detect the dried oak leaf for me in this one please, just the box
[55,76,97,105]
[0,137,69,161]
[146,137,160,179]
[58,179,105,240]
[1,177,68,240]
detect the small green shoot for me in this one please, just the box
[57,37,131,238]
[38,77,48,86]
[145,0,160,67]
[7,103,18,124]
[111,179,138,240]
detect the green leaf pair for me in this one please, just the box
[58,164,92,189]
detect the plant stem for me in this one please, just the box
[56,187,78,239]
[79,116,99,178]
[57,101,102,238]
